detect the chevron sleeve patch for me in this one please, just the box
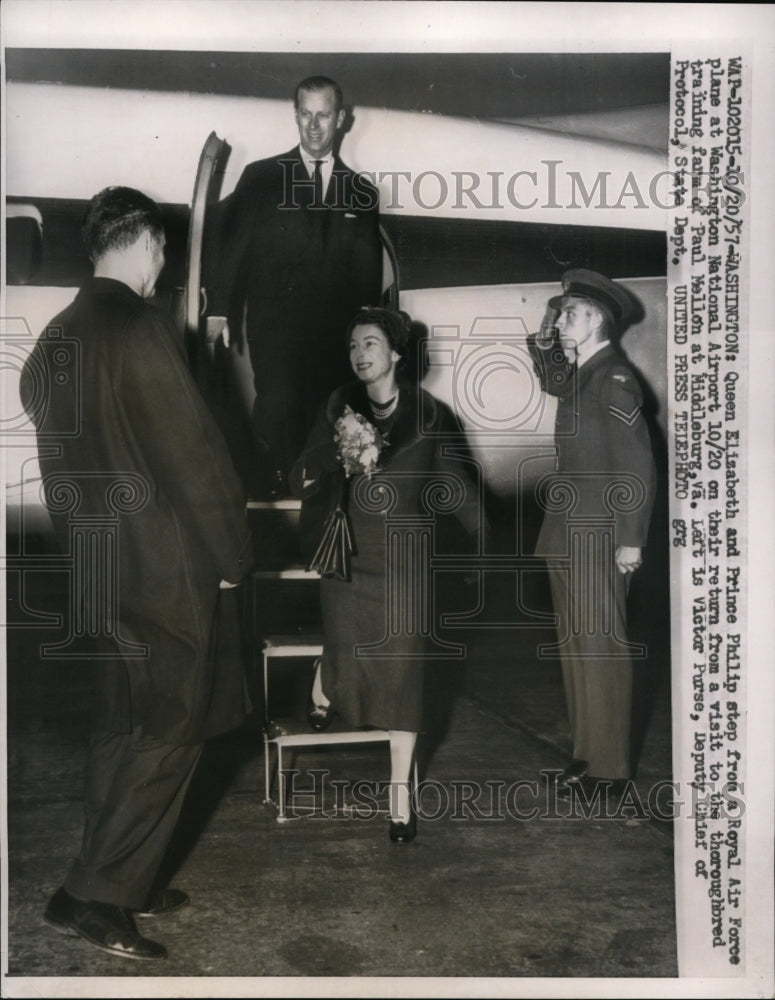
[606,368,643,426]
[609,401,642,425]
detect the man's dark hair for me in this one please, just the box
[294,75,344,111]
[82,186,164,262]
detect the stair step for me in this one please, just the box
[262,634,324,655]
[252,566,319,580]
[266,721,391,746]
[247,499,302,512]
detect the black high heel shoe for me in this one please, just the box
[389,810,417,844]
[306,695,334,732]
[306,659,334,732]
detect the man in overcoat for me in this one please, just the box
[528,269,657,802]
[20,186,253,960]
[206,75,383,497]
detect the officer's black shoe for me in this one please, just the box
[559,759,589,782]
[555,759,588,797]
[573,776,630,809]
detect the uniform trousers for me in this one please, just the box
[546,543,635,780]
[64,725,202,910]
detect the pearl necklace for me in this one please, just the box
[369,391,399,420]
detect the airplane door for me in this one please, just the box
[380,223,399,310]
[175,134,400,496]
[177,130,231,386]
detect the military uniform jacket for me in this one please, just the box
[20,278,253,743]
[528,338,656,556]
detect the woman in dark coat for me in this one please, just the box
[290,307,483,841]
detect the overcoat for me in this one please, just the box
[290,380,482,731]
[206,146,383,472]
[20,278,253,744]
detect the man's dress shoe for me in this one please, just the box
[578,776,628,804]
[44,888,167,960]
[44,887,80,937]
[555,759,588,798]
[561,776,630,811]
[559,759,588,782]
[135,888,189,918]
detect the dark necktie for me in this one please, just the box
[313,159,324,208]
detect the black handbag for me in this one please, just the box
[307,476,355,581]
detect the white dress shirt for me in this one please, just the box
[302,150,334,201]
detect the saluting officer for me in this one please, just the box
[528,269,657,801]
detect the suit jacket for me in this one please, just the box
[528,337,656,556]
[207,145,382,349]
[20,278,253,743]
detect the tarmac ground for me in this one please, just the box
[3,511,677,993]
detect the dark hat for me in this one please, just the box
[548,269,634,326]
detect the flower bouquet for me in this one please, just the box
[334,405,383,478]
[307,407,382,582]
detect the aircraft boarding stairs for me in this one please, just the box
[247,499,417,822]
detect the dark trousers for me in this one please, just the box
[246,311,352,480]
[547,553,635,780]
[64,726,202,910]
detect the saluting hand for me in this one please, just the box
[615,545,643,575]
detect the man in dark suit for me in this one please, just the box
[207,75,383,497]
[21,187,253,960]
[528,269,657,803]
